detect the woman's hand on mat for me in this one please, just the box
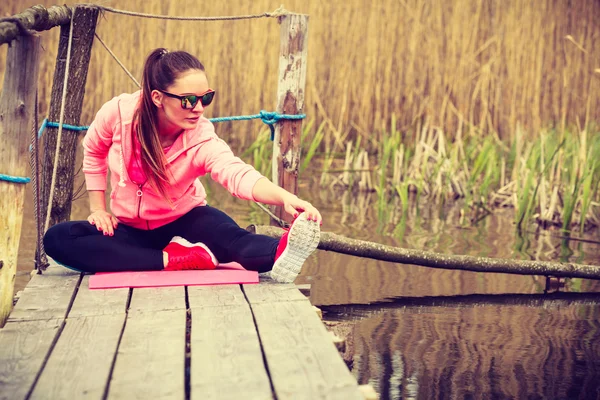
[88,210,119,236]
[283,195,322,224]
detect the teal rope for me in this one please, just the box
[7,110,308,182]
[0,173,30,184]
[36,111,306,141]
[209,110,306,124]
[45,120,89,131]
[209,111,306,140]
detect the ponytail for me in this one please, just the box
[133,48,205,200]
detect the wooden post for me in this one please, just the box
[271,14,309,225]
[40,5,99,230]
[0,34,41,327]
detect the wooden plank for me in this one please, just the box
[28,276,128,398]
[30,315,125,400]
[0,319,62,400]
[128,287,185,313]
[245,285,363,400]
[0,33,41,326]
[69,276,129,318]
[242,283,308,303]
[8,266,80,322]
[107,285,186,399]
[187,285,247,308]
[271,14,309,224]
[188,286,272,400]
[107,310,186,400]
[0,320,62,399]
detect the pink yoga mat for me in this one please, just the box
[88,262,259,289]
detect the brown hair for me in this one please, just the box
[134,48,205,199]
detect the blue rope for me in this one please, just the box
[209,111,306,140]
[45,120,90,131]
[0,173,30,184]
[209,110,306,124]
[35,111,305,140]
[7,111,307,183]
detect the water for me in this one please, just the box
[16,171,600,399]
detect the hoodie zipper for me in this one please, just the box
[135,183,150,230]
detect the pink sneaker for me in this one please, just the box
[163,236,218,271]
[270,212,320,283]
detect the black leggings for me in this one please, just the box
[43,206,279,273]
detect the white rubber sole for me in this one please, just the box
[270,213,320,283]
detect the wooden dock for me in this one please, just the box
[0,266,364,399]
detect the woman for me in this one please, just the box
[43,48,321,283]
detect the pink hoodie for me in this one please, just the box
[82,91,264,230]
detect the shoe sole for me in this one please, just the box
[270,213,320,283]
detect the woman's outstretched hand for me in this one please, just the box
[88,210,119,236]
[283,195,322,224]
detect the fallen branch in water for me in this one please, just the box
[247,225,600,280]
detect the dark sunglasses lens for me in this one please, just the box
[201,91,215,106]
[182,96,198,109]
[181,92,214,109]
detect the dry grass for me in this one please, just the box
[0,0,599,149]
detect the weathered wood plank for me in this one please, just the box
[105,286,186,398]
[107,310,186,400]
[128,287,185,313]
[8,266,80,322]
[188,285,272,400]
[26,277,129,398]
[0,319,62,400]
[187,285,247,308]
[30,315,125,400]
[243,283,308,303]
[69,276,129,318]
[0,33,41,326]
[245,286,363,400]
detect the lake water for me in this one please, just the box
[16,171,600,399]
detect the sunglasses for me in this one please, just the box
[159,89,216,109]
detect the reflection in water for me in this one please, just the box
[333,303,600,399]
[16,168,600,399]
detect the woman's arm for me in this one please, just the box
[251,177,322,223]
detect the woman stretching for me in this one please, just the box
[43,48,321,283]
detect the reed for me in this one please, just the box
[1,0,598,148]
[314,122,600,232]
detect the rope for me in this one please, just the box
[36,119,88,142]
[43,6,75,234]
[93,5,292,21]
[209,111,306,124]
[34,111,305,141]
[0,174,30,184]
[29,90,49,272]
[94,33,141,88]
[45,120,89,131]
[255,202,288,228]
[210,111,306,140]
